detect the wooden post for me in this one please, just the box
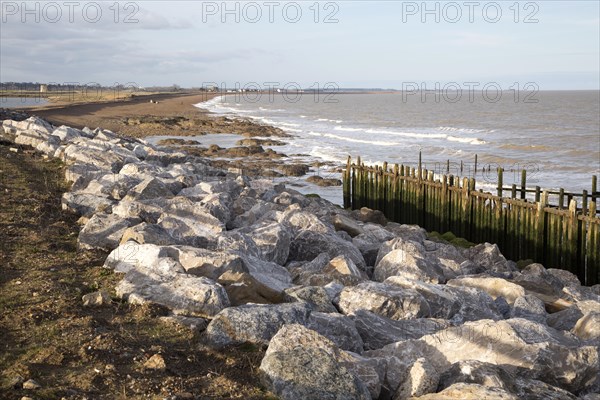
[586,202,598,284]
[343,156,351,209]
[474,154,478,178]
[592,175,598,202]
[537,190,548,264]
[520,169,527,200]
[511,184,517,199]
[559,188,565,209]
[535,186,541,203]
[497,168,503,197]
[568,199,579,277]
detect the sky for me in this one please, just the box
[1,1,599,89]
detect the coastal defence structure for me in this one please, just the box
[343,154,600,285]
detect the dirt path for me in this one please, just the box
[0,143,274,400]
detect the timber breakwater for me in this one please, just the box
[2,116,600,399]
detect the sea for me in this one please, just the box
[197,91,600,205]
[1,97,48,108]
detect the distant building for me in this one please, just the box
[39,84,48,93]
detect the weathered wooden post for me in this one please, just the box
[497,168,503,197]
[592,175,598,202]
[343,156,351,209]
[521,170,527,200]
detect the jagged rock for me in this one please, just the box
[340,352,383,399]
[124,178,175,201]
[573,312,600,342]
[307,312,364,353]
[447,275,526,305]
[115,258,229,317]
[512,377,578,400]
[15,128,52,147]
[384,223,427,243]
[352,309,450,350]
[104,242,170,273]
[288,230,366,272]
[375,237,427,266]
[112,199,166,223]
[199,192,232,224]
[205,303,311,348]
[157,210,223,248]
[351,207,387,226]
[333,214,364,237]
[547,268,581,288]
[120,222,175,246]
[78,213,137,251]
[437,360,515,392]
[53,125,86,142]
[395,357,439,399]
[412,383,518,399]
[259,324,371,400]
[465,243,516,274]
[283,286,337,313]
[366,318,599,393]
[547,300,600,331]
[336,281,430,320]
[64,163,103,185]
[384,276,461,320]
[511,294,548,324]
[82,290,111,307]
[170,246,243,280]
[279,207,331,233]
[374,247,445,284]
[217,255,292,305]
[61,192,114,217]
[424,241,470,279]
[326,255,365,279]
[242,222,292,265]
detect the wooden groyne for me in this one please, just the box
[342,154,600,285]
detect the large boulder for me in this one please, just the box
[120,222,176,246]
[78,213,137,251]
[205,303,311,348]
[336,282,430,320]
[283,286,337,313]
[352,309,450,351]
[366,318,599,394]
[306,312,364,354]
[288,230,367,272]
[511,294,548,324]
[333,214,365,237]
[123,177,175,201]
[169,246,244,280]
[259,324,371,400]
[464,243,516,274]
[61,192,114,217]
[384,276,462,320]
[447,275,526,305]
[412,383,518,399]
[242,221,292,265]
[374,247,445,284]
[115,258,230,318]
[217,255,292,305]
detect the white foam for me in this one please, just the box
[334,126,364,132]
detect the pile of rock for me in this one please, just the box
[3,116,600,399]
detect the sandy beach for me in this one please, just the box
[30,92,289,139]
